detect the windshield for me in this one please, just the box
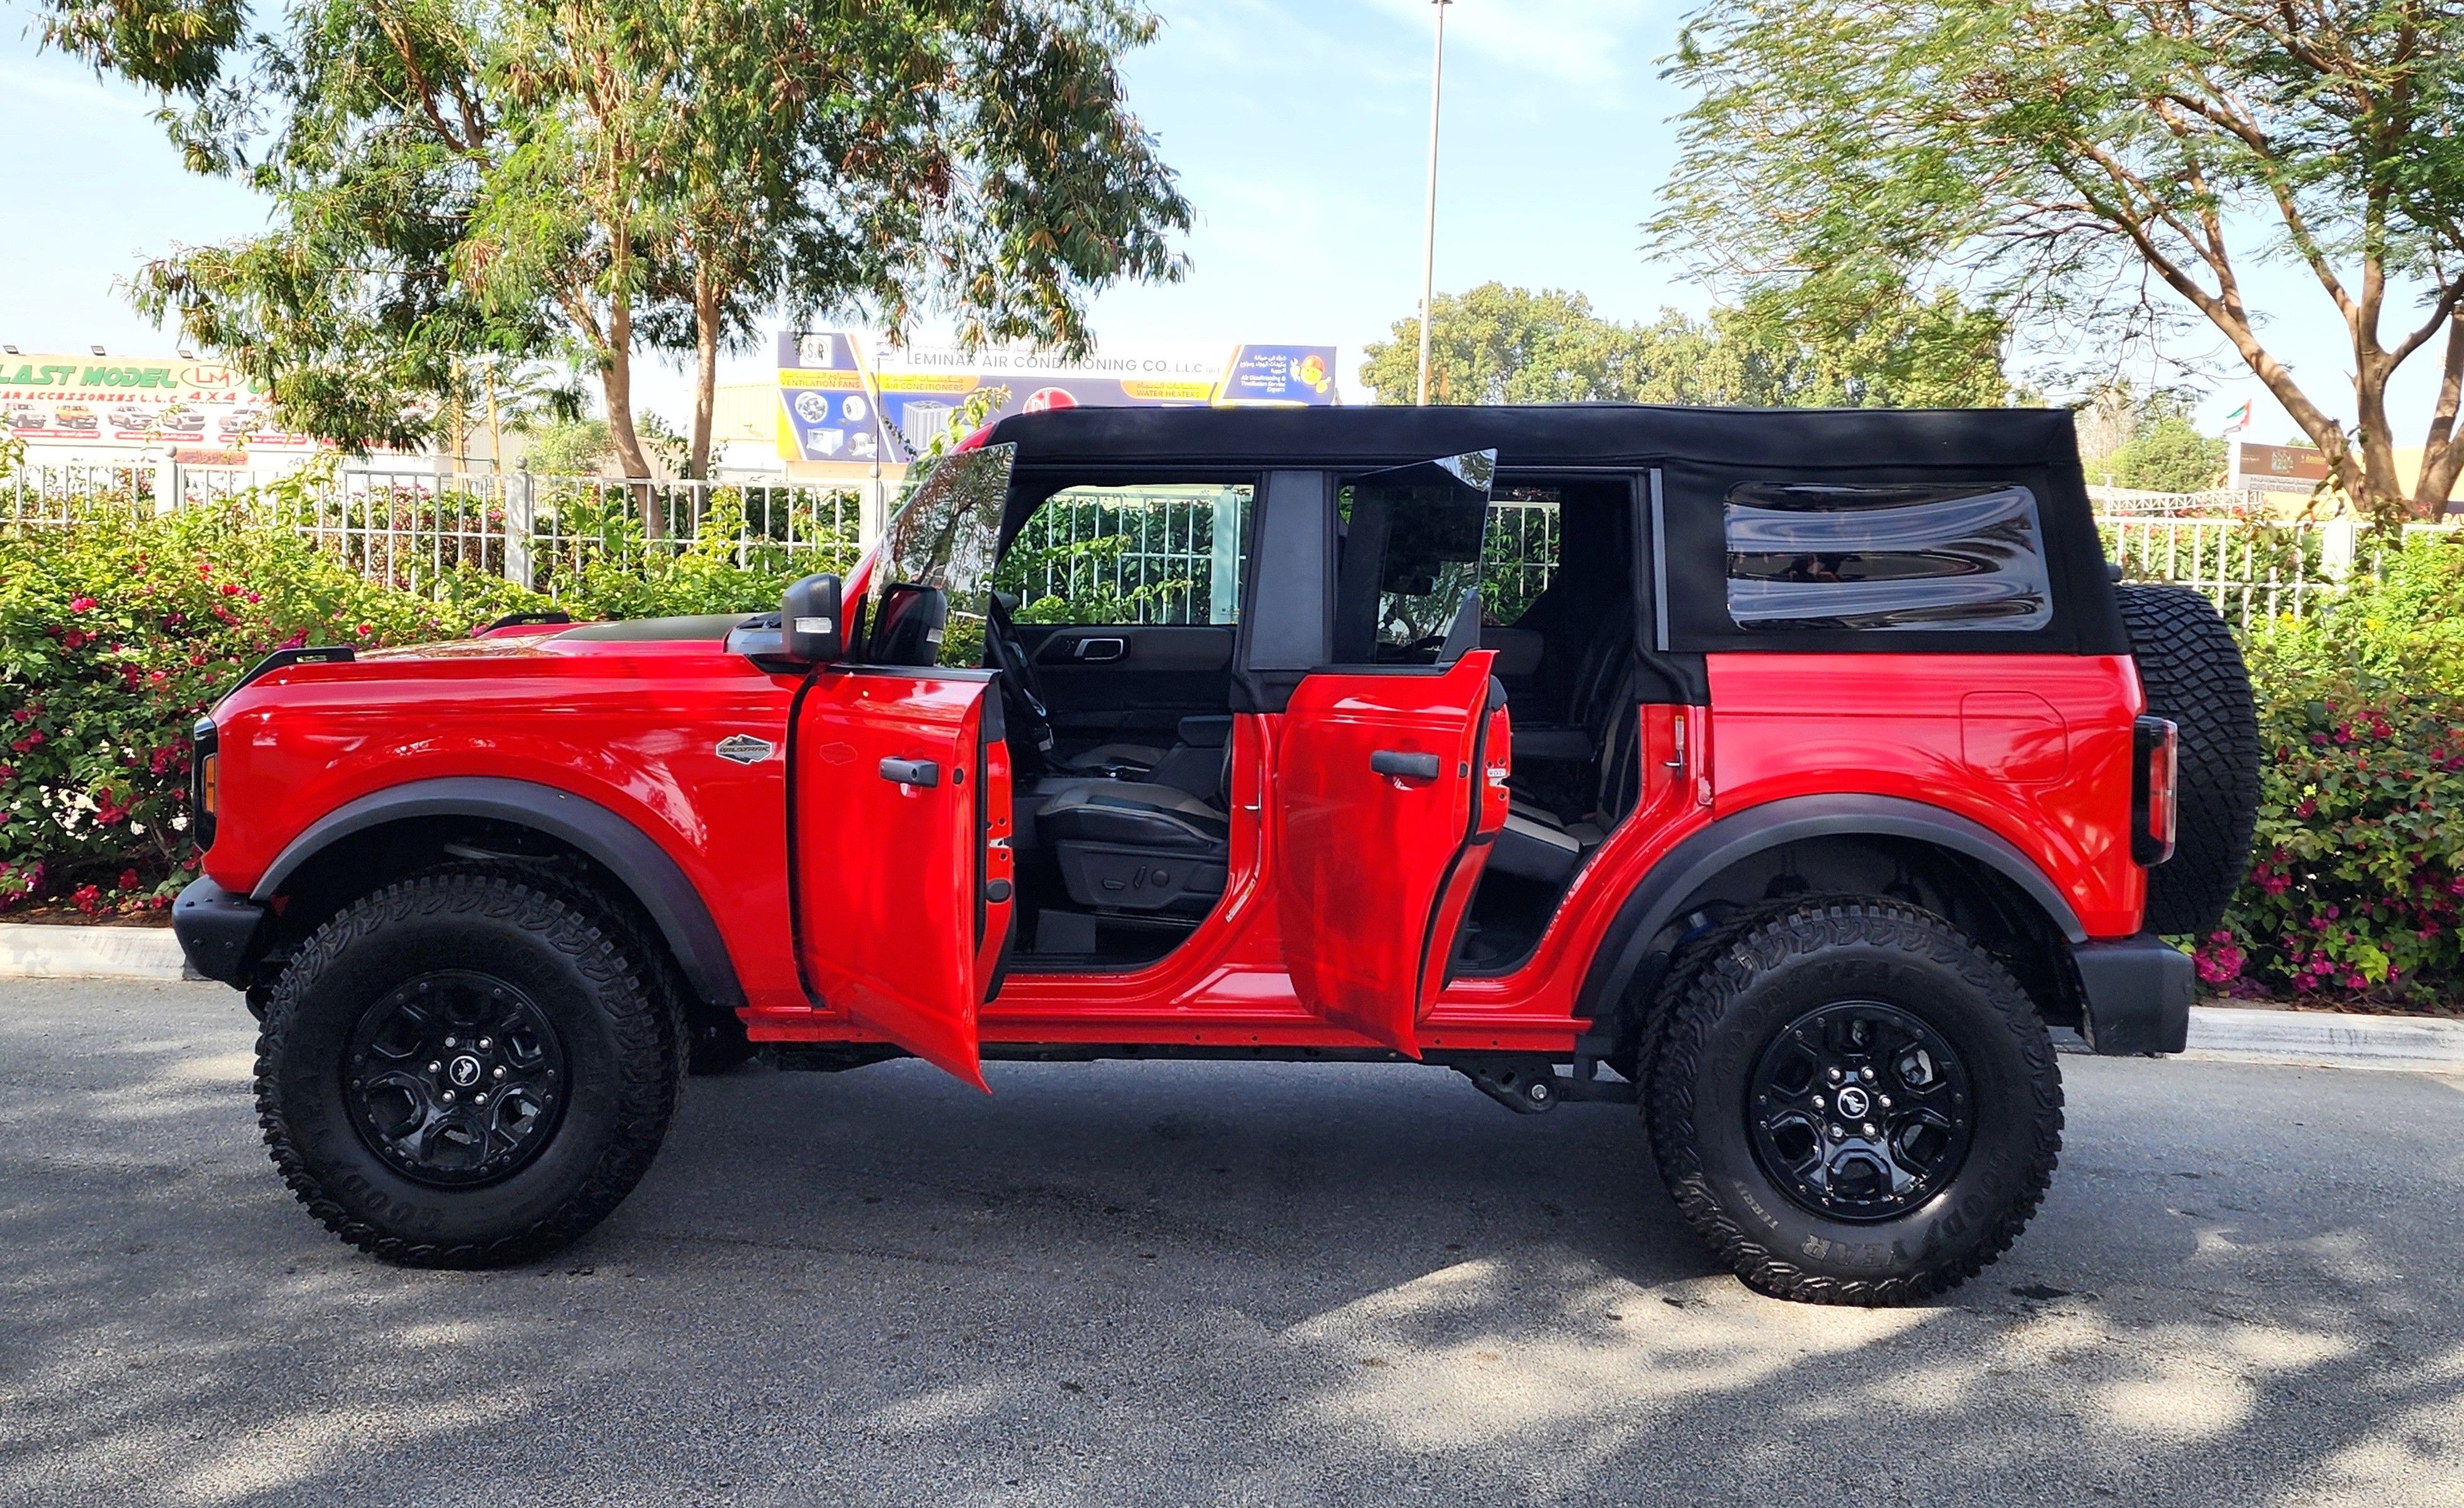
[870,443,1018,667]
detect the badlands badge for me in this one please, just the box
[714,734,776,766]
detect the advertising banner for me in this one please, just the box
[0,352,321,464]
[2234,440,2331,492]
[775,332,1337,467]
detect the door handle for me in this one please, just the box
[878,757,940,788]
[1071,636,1127,662]
[1370,749,1442,780]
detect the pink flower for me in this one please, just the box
[116,869,140,891]
[220,582,240,596]
[245,591,261,605]
[67,596,95,613]
[71,884,103,917]
[355,623,374,636]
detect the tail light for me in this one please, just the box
[2130,715,2177,866]
[191,717,220,852]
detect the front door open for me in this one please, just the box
[791,672,1010,1088]
[788,447,1018,1089]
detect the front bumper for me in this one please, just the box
[172,877,267,988]
[2073,933,2194,1055]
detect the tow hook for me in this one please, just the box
[1454,1055,1563,1114]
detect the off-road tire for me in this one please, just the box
[2116,583,2261,936]
[255,870,684,1267]
[1647,899,2063,1305]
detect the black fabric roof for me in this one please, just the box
[983,403,2082,472]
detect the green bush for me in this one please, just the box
[0,501,528,916]
[2199,537,2464,1012]
[0,480,845,917]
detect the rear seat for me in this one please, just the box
[1488,651,1641,886]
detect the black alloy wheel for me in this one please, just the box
[343,970,569,1187]
[256,870,684,1267]
[1647,898,2063,1305]
[1746,1000,1974,1222]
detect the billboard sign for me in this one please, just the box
[2234,440,2331,492]
[776,332,1337,466]
[0,352,322,464]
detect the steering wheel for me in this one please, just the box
[984,595,1057,756]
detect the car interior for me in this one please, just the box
[861,469,1644,976]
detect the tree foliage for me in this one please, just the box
[1654,1,2464,522]
[1357,280,2013,407]
[45,0,1191,485]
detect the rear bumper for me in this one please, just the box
[172,877,267,989]
[2072,933,2194,1055]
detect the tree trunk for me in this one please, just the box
[484,364,503,476]
[689,265,719,481]
[2417,315,2464,517]
[598,302,662,541]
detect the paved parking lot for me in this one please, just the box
[3,977,2461,1507]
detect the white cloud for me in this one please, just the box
[1353,0,1661,92]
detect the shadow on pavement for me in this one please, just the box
[2,979,2460,1506]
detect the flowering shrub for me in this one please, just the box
[0,479,838,917]
[2200,537,2464,1012]
[0,499,533,915]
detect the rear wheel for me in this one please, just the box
[255,871,684,1267]
[1646,899,2063,1305]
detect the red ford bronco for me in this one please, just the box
[174,406,2258,1305]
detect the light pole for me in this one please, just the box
[1416,0,1451,407]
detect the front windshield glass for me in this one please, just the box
[871,442,1017,667]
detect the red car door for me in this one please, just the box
[1276,649,1500,1056]
[791,671,1013,1091]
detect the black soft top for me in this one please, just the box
[984,403,2083,472]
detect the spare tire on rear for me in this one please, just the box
[2115,583,2261,936]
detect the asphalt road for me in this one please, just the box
[3,979,2461,1507]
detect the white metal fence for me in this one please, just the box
[11,461,2453,631]
[2099,512,2461,628]
[4,461,866,598]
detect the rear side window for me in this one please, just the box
[1722,481,2052,632]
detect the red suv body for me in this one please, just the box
[176,406,2247,1304]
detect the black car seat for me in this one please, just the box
[1029,780,1232,916]
[1486,649,1642,886]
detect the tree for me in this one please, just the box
[1358,280,2010,407]
[47,0,1190,496]
[1653,2,2464,522]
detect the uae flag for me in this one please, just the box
[2222,399,2253,432]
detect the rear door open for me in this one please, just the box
[1274,452,1508,1056]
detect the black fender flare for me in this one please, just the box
[252,776,745,1010]
[1575,793,2087,1029]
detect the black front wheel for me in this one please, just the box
[1647,899,2063,1305]
[255,871,684,1267]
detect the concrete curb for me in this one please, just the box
[2183,1003,2464,1075]
[0,922,194,981]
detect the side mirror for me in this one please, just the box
[781,573,844,664]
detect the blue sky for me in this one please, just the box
[0,0,2444,447]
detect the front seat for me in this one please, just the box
[1030,780,1230,916]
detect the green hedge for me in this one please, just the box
[0,485,823,917]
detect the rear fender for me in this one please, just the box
[1576,793,2087,1037]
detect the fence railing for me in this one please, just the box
[5,461,867,598]
[12,461,2455,633]
[2099,513,2460,628]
